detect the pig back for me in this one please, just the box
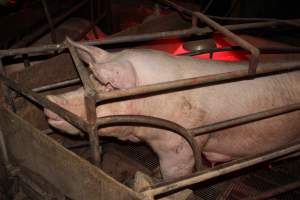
[117,49,247,86]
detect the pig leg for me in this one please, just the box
[137,128,210,179]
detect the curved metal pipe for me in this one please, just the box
[94,115,202,171]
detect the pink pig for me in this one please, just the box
[45,42,300,180]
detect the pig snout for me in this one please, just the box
[45,89,86,135]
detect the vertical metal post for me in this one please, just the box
[0,58,16,112]
[22,54,31,68]
[41,0,57,43]
[0,57,14,179]
[66,39,101,166]
[90,0,99,39]
[0,128,11,170]
[85,92,101,166]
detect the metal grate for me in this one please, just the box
[192,157,300,200]
[110,142,160,171]
[102,142,300,199]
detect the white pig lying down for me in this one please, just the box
[44,42,300,180]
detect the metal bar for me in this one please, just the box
[96,62,300,102]
[1,19,299,57]
[65,39,95,91]
[11,0,89,48]
[143,143,300,197]
[84,19,300,47]
[223,19,300,31]
[32,78,81,92]
[0,128,11,169]
[90,0,99,39]
[179,46,300,57]
[190,103,300,136]
[85,93,101,166]
[94,115,202,171]
[202,0,214,13]
[209,15,300,23]
[41,0,57,44]
[242,181,300,200]
[0,44,64,57]
[0,58,16,112]
[272,151,300,163]
[66,38,101,165]
[161,0,260,75]
[0,74,90,133]
[85,27,200,46]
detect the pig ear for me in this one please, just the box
[76,46,109,64]
[90,61,137,90]
[66,37,109,64]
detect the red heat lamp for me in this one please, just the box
[84,30,248,62]
[142,34,248,61]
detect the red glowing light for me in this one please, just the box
[141,34,248,62]
[84,28,248,62]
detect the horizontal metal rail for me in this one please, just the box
[32,78,81,92]
[190,103,300,136]
[208,15,300,24]
[242,180,300,200]
[84,19,300,47]
[95,62,300,102]
[1,19,299,57]
[179,46,300,57]
[143,142,300,197]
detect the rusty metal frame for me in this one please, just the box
[1,1,300,198]
[1,51,300,198]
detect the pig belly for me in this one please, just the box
[202,111,300,164]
